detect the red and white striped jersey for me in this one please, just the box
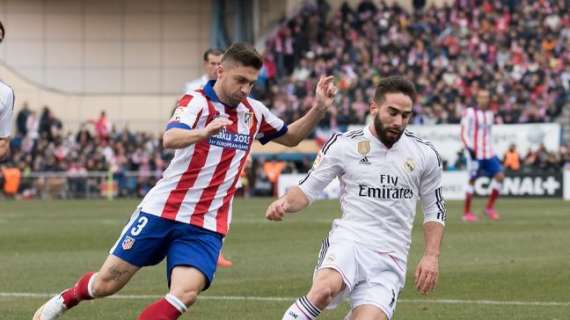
[139,81,287,235]
[460,107,495,160]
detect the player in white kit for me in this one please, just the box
[0,21,15,159]
[266,76,446,320]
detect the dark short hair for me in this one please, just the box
[203,48,224,61]
[221,43,263,70]
[0,21,4,43]
[374,76,417,104]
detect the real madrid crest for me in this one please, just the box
[404,158,416,172]
[357,140,371,165]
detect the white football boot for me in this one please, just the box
[33,294,67,320]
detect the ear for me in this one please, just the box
[216,64,224,79]
[369,100,379,115]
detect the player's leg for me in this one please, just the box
[33,210,170,320]
[463,155,479,222]
[348,304,387,320]
[283,237,355,320]
[217,239,233,268]
[463,178,478,222]
[137,223,222,319]
[484,157,504,220]
[137,266,206,320]
[33,255,139,320]
[282,268,345,320]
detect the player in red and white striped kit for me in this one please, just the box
[33,43,337,320]
[460,90,504,222]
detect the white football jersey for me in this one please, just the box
[0,80,15,138]
[298,126,446,263]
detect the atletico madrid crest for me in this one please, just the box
[122,236,135,250]
[243,112,254,130]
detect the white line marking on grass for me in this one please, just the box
[1,293,569,307]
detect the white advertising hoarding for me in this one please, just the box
[279,170,568,201]
[348,124,561,165]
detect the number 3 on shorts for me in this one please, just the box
[130,216,148,236]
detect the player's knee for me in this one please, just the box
[308,284,336,307]
[495,173,505,182]
[170,288,199,307]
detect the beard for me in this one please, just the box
[373,114,404,148]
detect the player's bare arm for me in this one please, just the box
[265,186,310,221]
[273,76,337,147]
[162,117,233,149]
[414,221,444,295]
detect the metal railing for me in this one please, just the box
[9,171,161,200]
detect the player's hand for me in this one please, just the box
[204,118,233,137]
[265,198,290,221]
[314,76,337,112]
[414,255,439,295]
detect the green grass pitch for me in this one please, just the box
[0,198,569,319]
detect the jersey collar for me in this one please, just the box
[203,80,240,109]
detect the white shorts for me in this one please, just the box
[314,235,406,320]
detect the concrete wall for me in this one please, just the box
[0,0,211,95]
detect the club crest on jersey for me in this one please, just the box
[122,236,135,250]
[404,159,416,172]
[243,111,254,130]
[357,140,371,165]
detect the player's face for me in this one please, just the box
[371,92,413,147]
[204,54,222,80]
[477,90,490,109]
[217,63,258,106]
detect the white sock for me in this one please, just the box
[87,273,97,298]
[282,296,321,320]
[165,294,188,313]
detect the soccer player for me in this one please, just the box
[185,47,233,268]
[460,89,503,222]
[184,48,224,93]
[0,20,15,160]
[33,43,337,320]
[266,76,446,320]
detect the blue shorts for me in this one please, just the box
[110,210,223,290]
[467,156,503,179]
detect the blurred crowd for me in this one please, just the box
[257,0,569,130]
[3,105,170,198]
[2,0,570,198]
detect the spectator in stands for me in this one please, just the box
[263,0,569,127]
[503,144,521,172]
[91,111,111,140]
[16,102,30,137]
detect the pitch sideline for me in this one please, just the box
[0,292,569,307]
